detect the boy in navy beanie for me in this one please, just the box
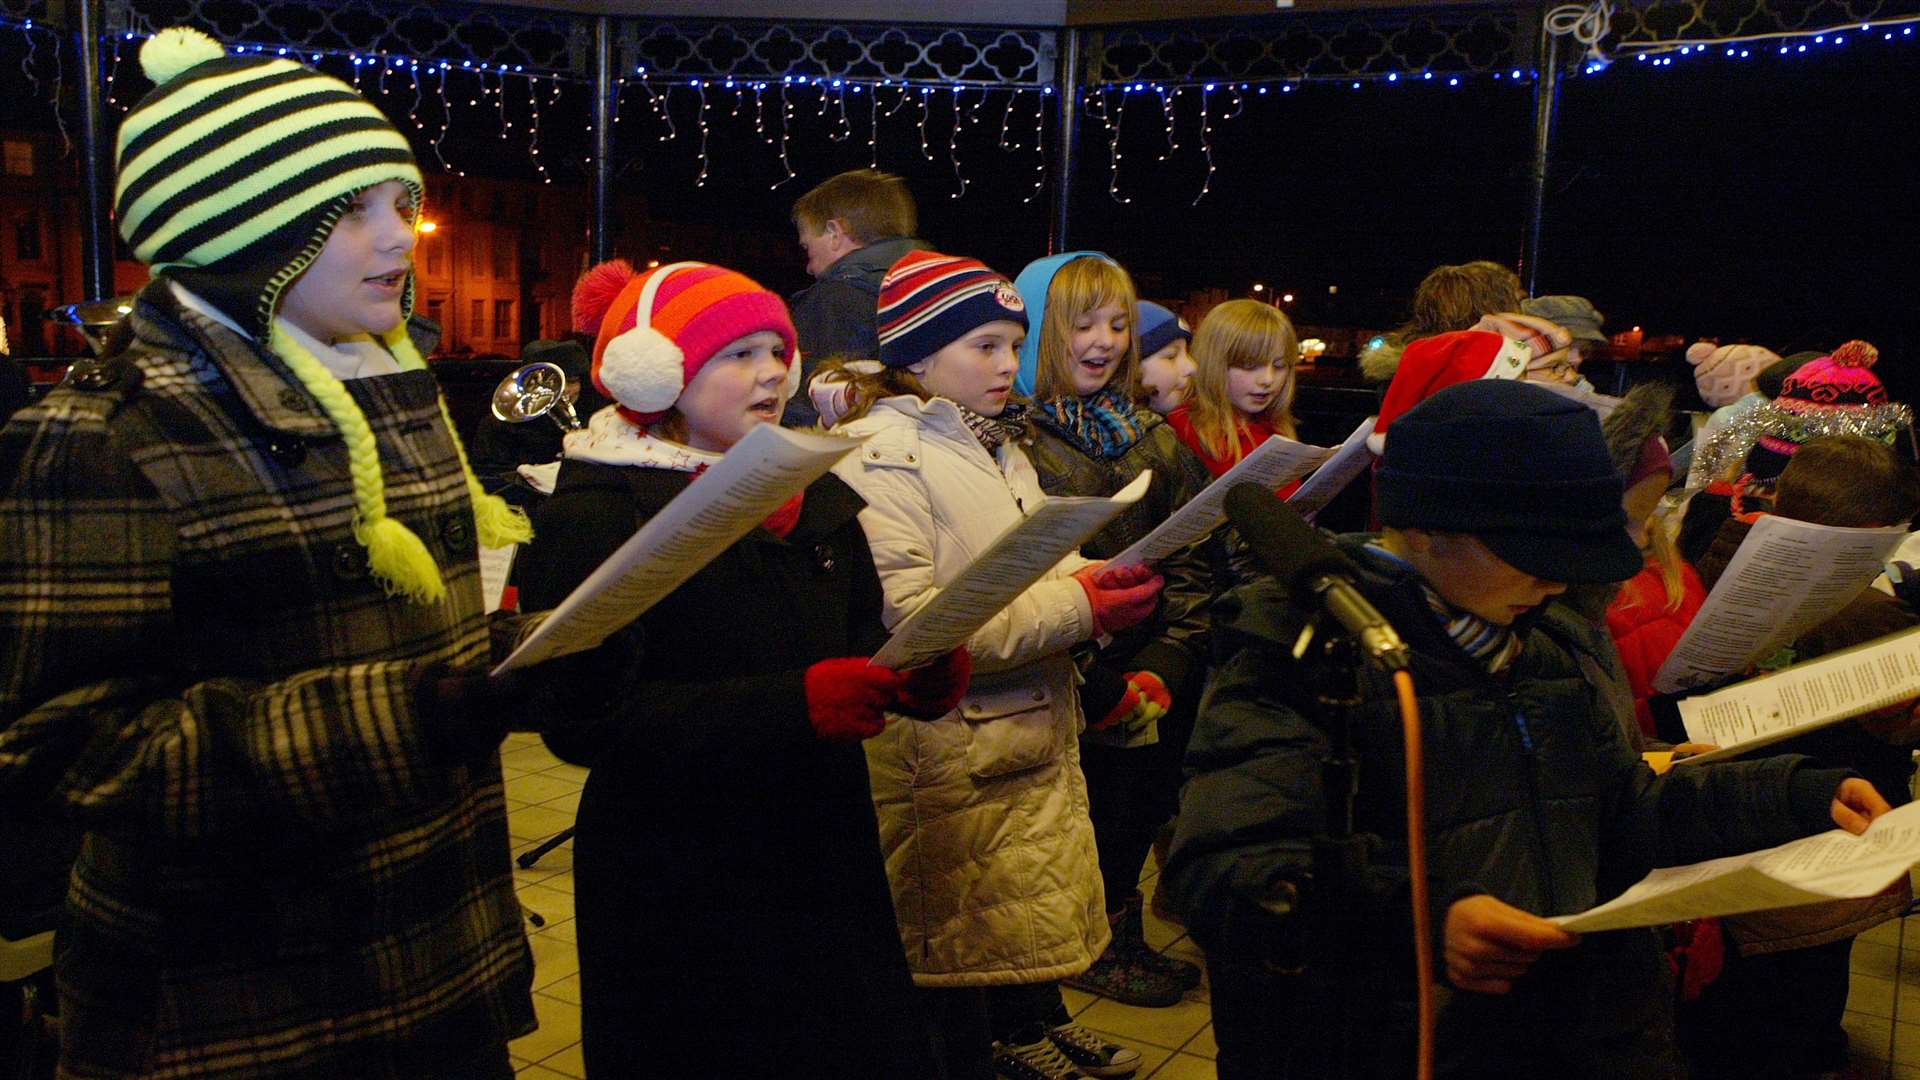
[1163,380,1891,1079]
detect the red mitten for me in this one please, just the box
[805,657,904,741]
[1072,562,1165,636]
[895,647,972,719]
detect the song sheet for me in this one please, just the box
[1670,625,1920,764]
[1651,517,1909,694]
[1552,800,1920,933]
[479,544,516,615]
[1286,417,1378,520]
[871,471,1153,670]
[1105,435,1339,570]
[493,425,865,674]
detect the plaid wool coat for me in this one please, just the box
[0,282,535,1078]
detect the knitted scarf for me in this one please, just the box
[1038,384,1149,461]
[955,399,1029,454]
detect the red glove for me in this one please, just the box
[804,657,903,741]
[1072,561,1165,636]
[1093,670,1171,733]
[895,647,972,719]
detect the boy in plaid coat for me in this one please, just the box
[1,28,554,1079]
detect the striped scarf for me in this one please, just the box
[1039,384,1150,460]
[955,400,1028,454]
[1366,542,1522,674]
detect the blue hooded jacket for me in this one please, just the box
[1012,250,1115,397]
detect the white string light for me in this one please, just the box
[1025,87,1047,204]
[692,78,710,187]
[527,74,551,184]
[1192,84,1215,205]
[947,85,967,198]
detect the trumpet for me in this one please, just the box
[491,361,583,431]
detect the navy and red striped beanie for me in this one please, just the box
[876,250,1028,368]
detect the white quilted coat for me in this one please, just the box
[830,395,1111,986]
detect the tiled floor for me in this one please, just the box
[501,733,1920,1079]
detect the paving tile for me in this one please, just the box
[526,932,580,988]
[504,771,584,807]
[507,992,581,1065]
[539,1042,586,1079]
[1146,1051,1218,1079]
[540,973,583,1006]
[1854,973,1900,1019]
[1187,1023,1217,1059]
[513,1065,574,1079]
[1077,994,1213,1053]
[1062,986,1098,1017]
[507,803,577,844]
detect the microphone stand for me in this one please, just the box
[1292,617,1376,1080]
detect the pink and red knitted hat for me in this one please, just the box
[571,259,799,425]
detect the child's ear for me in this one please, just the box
[905,359,928,377]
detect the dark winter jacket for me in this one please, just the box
[1024,407,1220,736]
[784,235,929,427]
[1164,538,1854,1077]
[514,460,930,1078]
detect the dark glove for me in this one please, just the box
[411,664,533,769]
[894,647,972,720]
[804,657,904,741]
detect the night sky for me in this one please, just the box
[5,17,1916,395]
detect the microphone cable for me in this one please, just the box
[1394,668,1435,1080]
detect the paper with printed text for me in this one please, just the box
[1552,800,1920,932]
[1107,433,1341,570]
[872,471,1153,670]
[1652,517,1908,694]
[493,425,865,673]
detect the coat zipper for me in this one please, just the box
[1509,696,1559,914]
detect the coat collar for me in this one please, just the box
[125,278,443,439]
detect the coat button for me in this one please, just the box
[277,388,310,413]
[1031,690,1045,702]
[440,514,473,554]
[332,543,369,581]
[868,450,881,460]
[265,437,306,468]
[812,543,835,573]
[905,453,916,463]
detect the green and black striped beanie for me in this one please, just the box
[114,26,425,339]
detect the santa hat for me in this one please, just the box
[1687,341,1781,408]
[571,260,799,425]
[1368,329,1531,453]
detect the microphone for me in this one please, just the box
[1223,482,1410,671]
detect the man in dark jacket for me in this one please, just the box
[784,168,928,426]
[1162,379,1891,1079]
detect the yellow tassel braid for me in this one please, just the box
[382,326,534,549]
[269,323,533,604]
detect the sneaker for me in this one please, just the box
[1119,892,1202,992]
[1061,939,1186,1007]
[1047,1023,1143,1078]
[992,1036,1084,1080]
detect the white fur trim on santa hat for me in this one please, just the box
[600,325,686,414]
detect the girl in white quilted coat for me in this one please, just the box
[821,250,1165,1080]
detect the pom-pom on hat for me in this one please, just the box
[1368,329,1531,453]
[876,250,1028,369]
[1136,301,1191,360]
[112,26,526,605]
[1377,380,1643,584]
[1694,340,1913,484]
[114,26,425,340]
[1686,342,1781,408]
[572,259,799,425]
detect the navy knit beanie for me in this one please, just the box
[1136,301,1190,360]
[1376,380,1643,584]
[875,250,1027,368]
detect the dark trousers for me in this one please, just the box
[1081,702,1195,911]
[918,982,1071,1080]
[1679,935,1855,1079]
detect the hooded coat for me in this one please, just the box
[784,235,930,426]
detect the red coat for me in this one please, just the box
[1604,560,1708,737]
[1165,404,1302,499]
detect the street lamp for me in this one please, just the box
[1281,292,1294,304]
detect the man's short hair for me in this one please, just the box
[791,169,917,246]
